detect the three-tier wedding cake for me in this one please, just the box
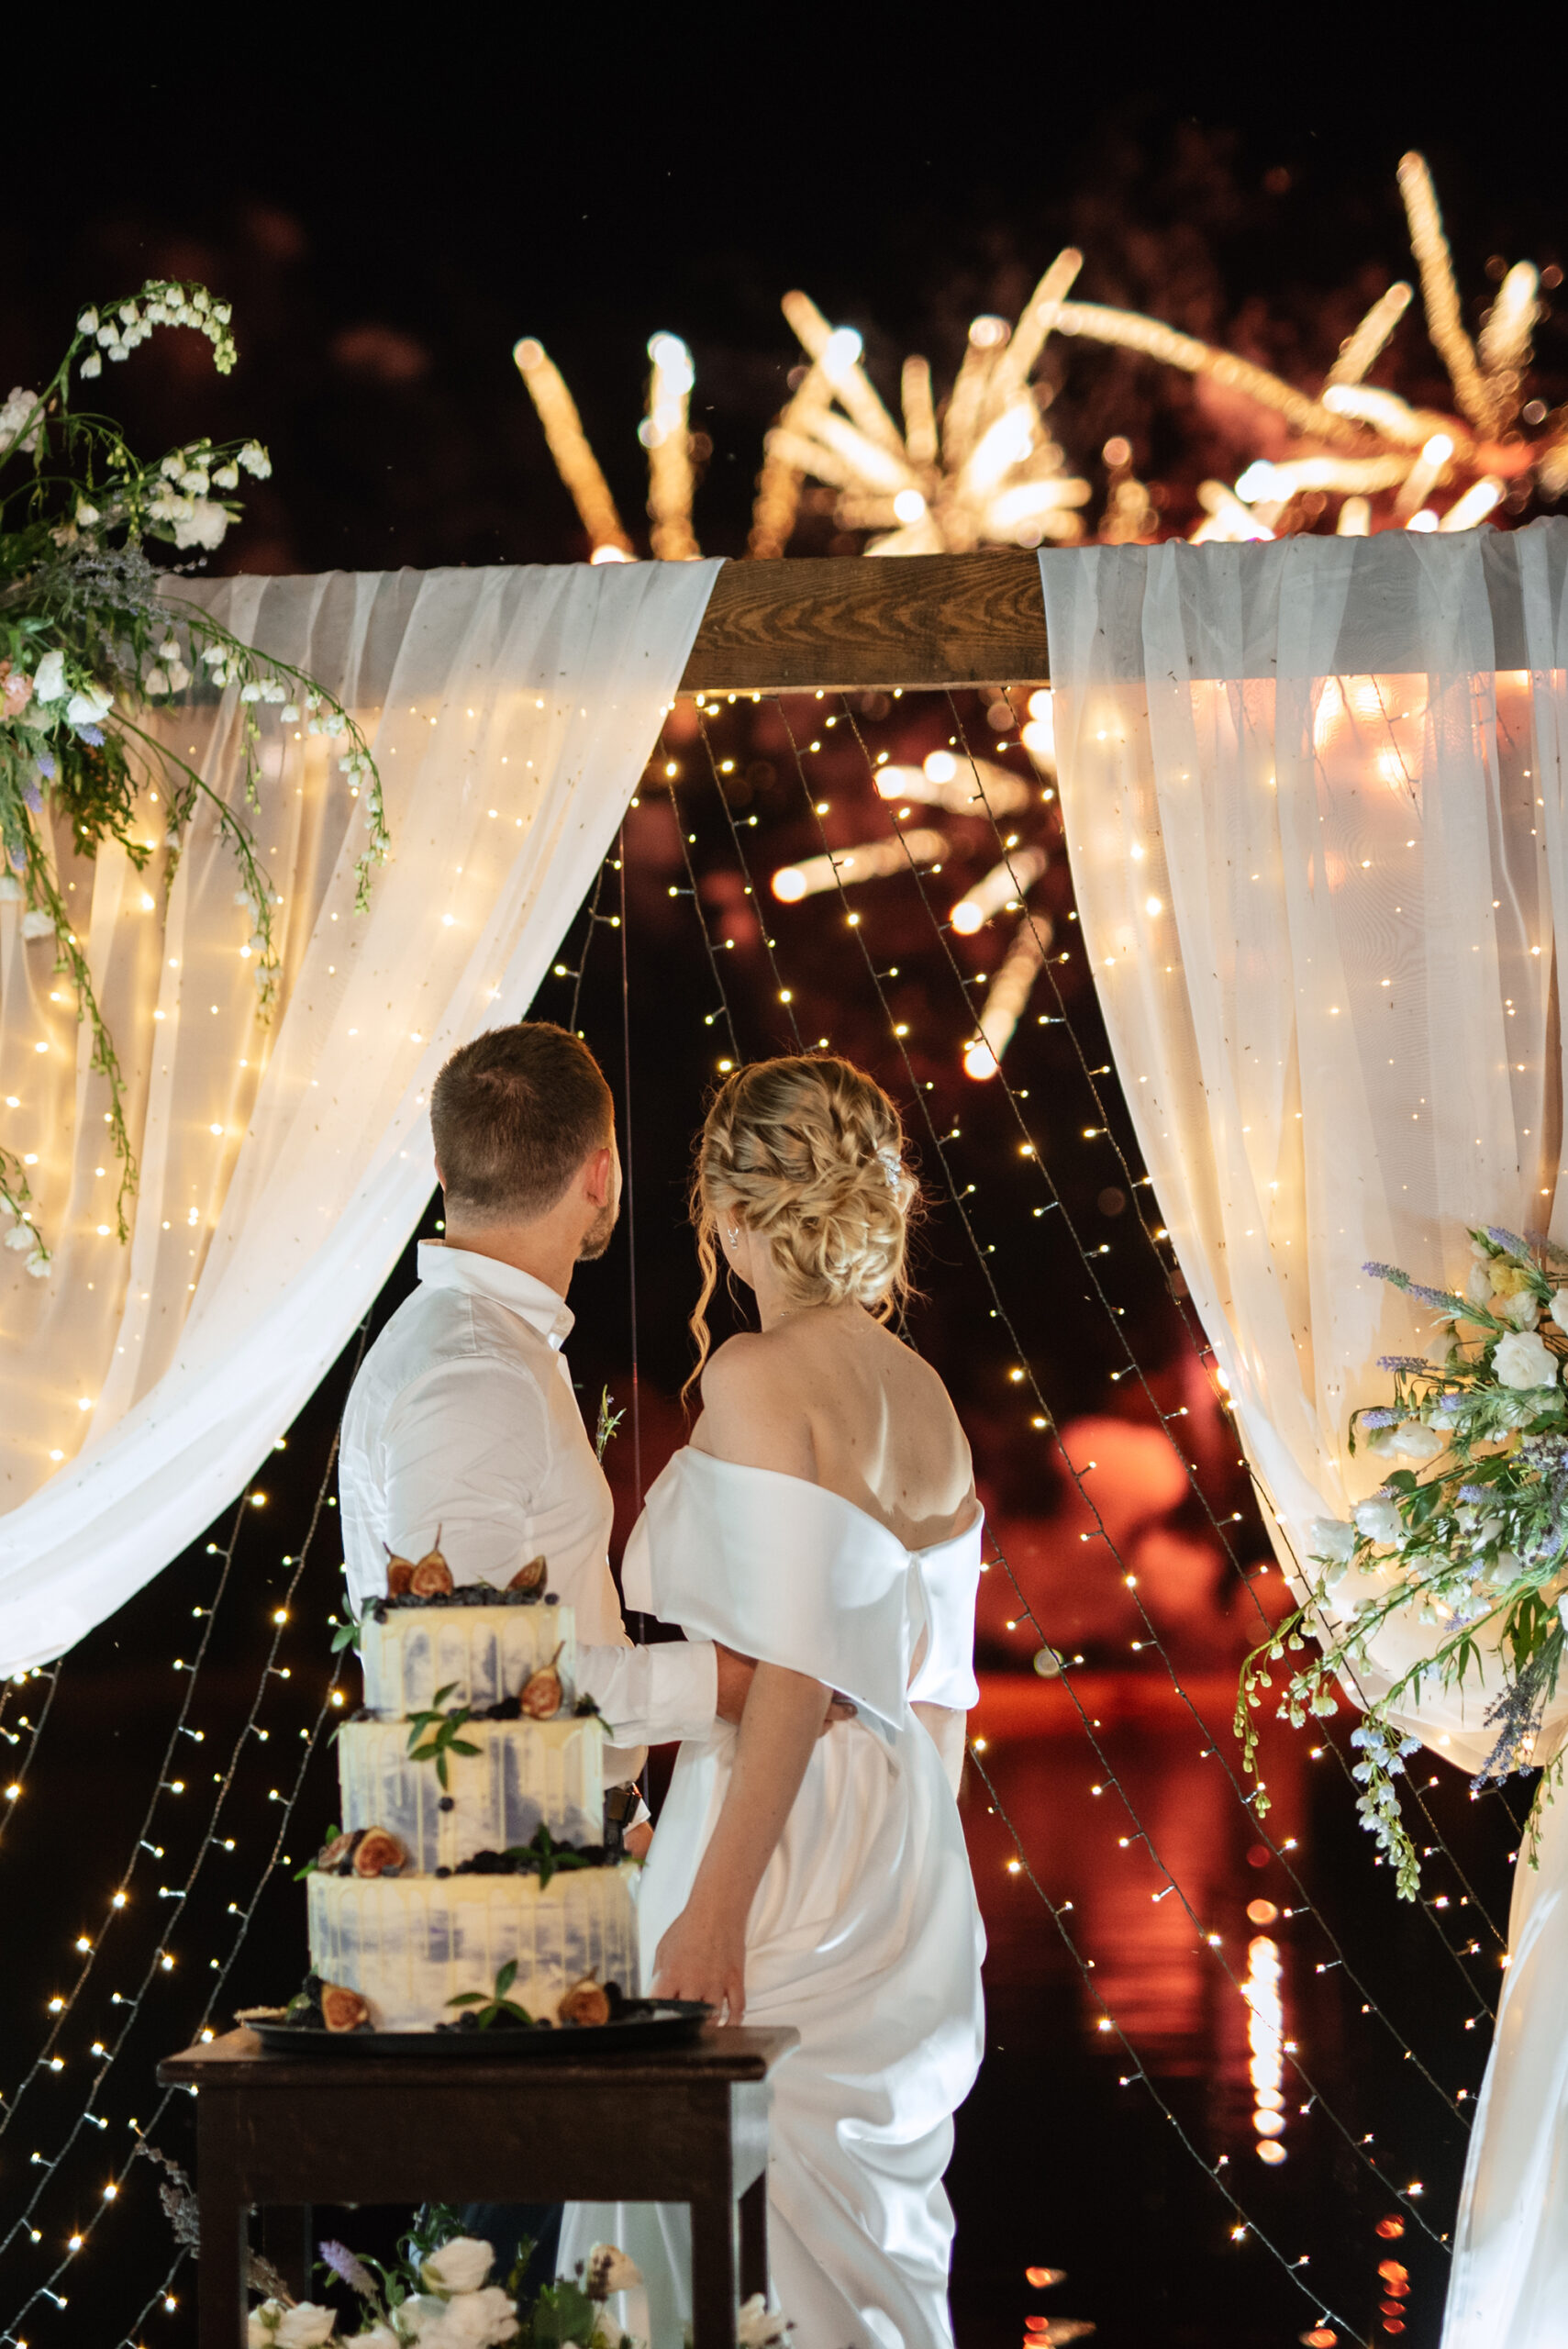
[299,1547,639,2032]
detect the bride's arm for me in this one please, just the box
[652,1338,828,2021]
[651,1661,830,2021]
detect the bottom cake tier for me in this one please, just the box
[307,1865,641,2032]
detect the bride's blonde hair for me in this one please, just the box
[686,1054,917,1389]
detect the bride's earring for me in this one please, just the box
[726,1225,740,1248]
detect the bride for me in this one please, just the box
[563,1053,985,2349]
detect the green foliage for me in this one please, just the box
[293,1824,341,1882]
[594,1386,626,1464]
[406,1682,482,1789]
[446,1957,536,2029]
[0,284,389,1255]
[1239,1225,1568,1897]
[502,1820,595,1890]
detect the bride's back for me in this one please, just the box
[693,1304,973,1556]
[687,1052,974,1556]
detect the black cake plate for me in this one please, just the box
[252,1999,713,2058]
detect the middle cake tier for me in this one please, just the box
[338,1715,606,1868]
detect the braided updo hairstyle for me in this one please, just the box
[686,1054,917,1386]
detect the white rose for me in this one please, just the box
[1307,1516,1358,1565]
[737,2297,790,2348]
[1551,1289,1568,1330]
[1465,1260,1494,1307]
[1353,1495,1404,1546]
[1503,1289,1541,1330]
[248,2303,284,2347]
[1493,1329,1559,1391]
[585,2243,643,2296]
[31,650,67,704]
[1391,1419,1444,1460]
[345,2332,399,2349]
[1559,1594,1568,1634]
[421,2238,495,2295]
[406,2289,517,2349]
[275,2308,338,2348]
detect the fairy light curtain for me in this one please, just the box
[1041,523,1568,2347]
[0,558,720,1670]
[1039,521,1568,1765]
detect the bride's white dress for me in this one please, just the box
[561,1446,985,2349]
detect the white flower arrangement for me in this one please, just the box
[1237,1225,1568,1897]
[0,281,389,1267]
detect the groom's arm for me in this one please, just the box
[575,1640,762,1747]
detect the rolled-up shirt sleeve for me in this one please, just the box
[576,1637,718,1748]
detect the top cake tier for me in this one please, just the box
[361,1598,576,1718]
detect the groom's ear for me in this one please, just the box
[582,1143,614,1205]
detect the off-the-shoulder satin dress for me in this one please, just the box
[561,1446,985,2349]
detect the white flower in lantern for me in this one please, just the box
[31,650,67,705]
[1551,1289,1568,1331]
[1390,1419,1444,1460]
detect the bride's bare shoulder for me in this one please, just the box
[693,1332,817,1478]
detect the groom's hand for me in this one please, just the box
[715,1644,854,1734]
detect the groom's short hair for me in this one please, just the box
[431,1021,614,1222]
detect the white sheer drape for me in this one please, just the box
[0,560,718,1670]
[1040,521,1568,2349]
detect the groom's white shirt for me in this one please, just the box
[339,1241,717,1783]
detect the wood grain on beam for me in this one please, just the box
[678,551,1050,694]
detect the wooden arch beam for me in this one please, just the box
[677,551,1051,696]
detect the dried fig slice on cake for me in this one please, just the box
[385,1554,417,1597]
[558,1976,611,2027]
[410,1547,453,1598]
[316,1829,361,1872]
[320,1984,372,2032]
[507,1555,548,1594]
[351,1828,409,1878]
[520,1664,562,1719]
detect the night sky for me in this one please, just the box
[1,32,1556,2349]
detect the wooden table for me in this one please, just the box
[159,2024,797,2347]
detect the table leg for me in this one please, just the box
[738,2172,768,2303]
[689,2195,738,2349]
[196,2096,246,2349]
[259,2204,312,2303]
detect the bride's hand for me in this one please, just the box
[651,1896,748,2022]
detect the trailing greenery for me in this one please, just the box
[1238,1224,1568,1897]
[0,283,388,1264]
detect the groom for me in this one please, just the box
[338,1019,754,2296]
[340,1017,755,1823]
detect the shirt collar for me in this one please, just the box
[416,1241,575,1349]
